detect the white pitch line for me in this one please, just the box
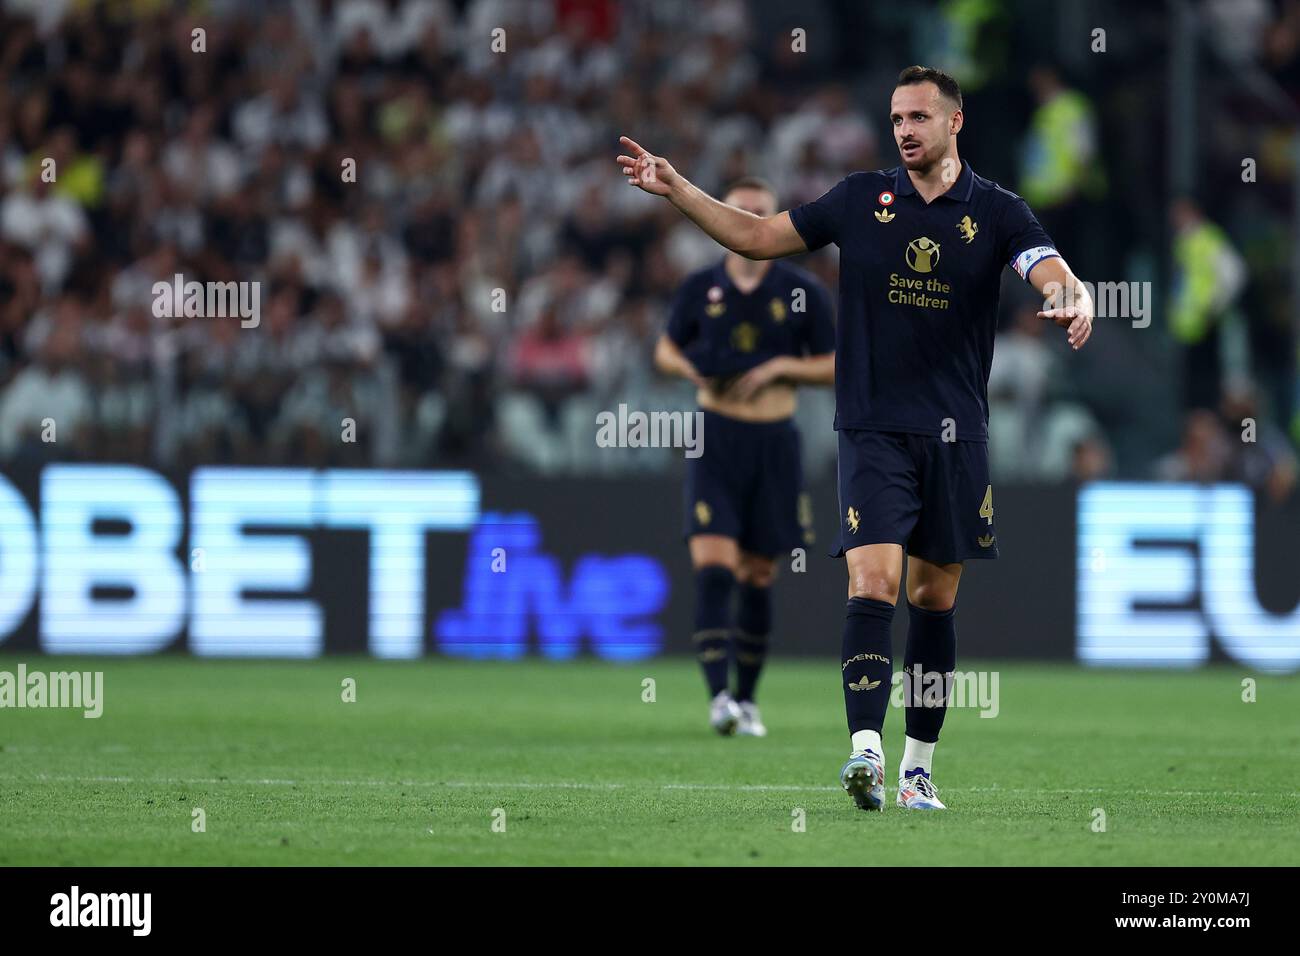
[13,774,1277,798]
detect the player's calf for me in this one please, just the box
[733,580,771,711]
[692,564,735,703]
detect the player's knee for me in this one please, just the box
[848,570,900,603]
[737,558,777,588]
[691,552,738,575]
[689,536,739,574]
[908,581,956,612]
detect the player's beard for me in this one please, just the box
[898,137,947,175]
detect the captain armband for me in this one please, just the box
[1010,246,1061,281]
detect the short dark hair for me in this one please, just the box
[896,65,963,110]
[721,176,776,202]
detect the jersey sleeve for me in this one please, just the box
[999,197,1061,282]
[801,279,836,355]
[664,278,698,347]
[788,176,851,251]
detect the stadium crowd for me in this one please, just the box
[0,0,1296,498]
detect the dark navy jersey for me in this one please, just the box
[665,258,836,380]
[788,163,1059,441]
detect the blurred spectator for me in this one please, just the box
[1,167,89,291]
[1220,381,1298,503]
[1071,435,1115,482]
[987,300,1107,481]
[507,300,591,423]
[1019,65,1107,279]
[1019,65,1106,213]
[988,302,1055,480]
[1155,409,1233,483]
[1170,197,1249,411]
[0,302,90,460]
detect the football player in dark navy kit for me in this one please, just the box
[620,66,1094,810]
[655,177,835,738]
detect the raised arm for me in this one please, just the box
[617,136,807,260]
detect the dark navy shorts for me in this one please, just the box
[683,410,813,557]
[833,429,998,564]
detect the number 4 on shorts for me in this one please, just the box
[979,485,993,525]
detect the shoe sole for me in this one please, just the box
[841,762,884,812]
[711,715,738,736]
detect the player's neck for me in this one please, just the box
[725,254,769,294]
[907,152,962,204]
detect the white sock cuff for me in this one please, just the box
[900,736,935,777]
[851,729,883,758]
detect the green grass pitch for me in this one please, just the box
[1,655,1296,866]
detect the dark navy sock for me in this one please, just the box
[841,597,896,735]
[693,565,735,697]
[903,602,958,743]
[733,583,772,703]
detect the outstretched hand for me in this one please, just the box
[1037,306,1093,350]
[617,136,677,197]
